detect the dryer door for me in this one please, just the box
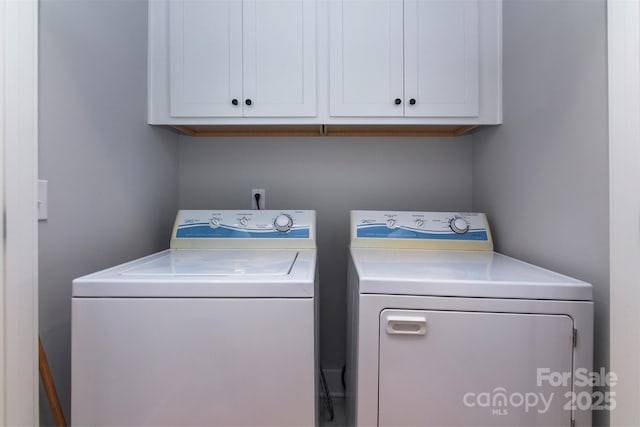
[378,309,574,426]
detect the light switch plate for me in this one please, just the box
[38,179,48,221]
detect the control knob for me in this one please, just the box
[414,219,424,228]
[239,217,249,227]
[450,217,469,234]
[274,214,293,232]
[209,218,220,228]
[386,219,397,229]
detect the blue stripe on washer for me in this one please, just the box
[356,225,488,241]
[176,225,310,238]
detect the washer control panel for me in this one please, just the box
[351,211,493,250]
[171,210,316,249]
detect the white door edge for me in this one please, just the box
[608,0,640,425]
[1,0,39,424]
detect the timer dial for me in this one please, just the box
[274,214,294,232]
[450,217,470,234]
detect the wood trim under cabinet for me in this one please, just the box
[323,124,477,137]
[170,124,478,138]
[173,124,324,137]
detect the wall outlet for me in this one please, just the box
[251,189,265,210]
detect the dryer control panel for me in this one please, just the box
[350,211,493,251]
[171,210,316,249]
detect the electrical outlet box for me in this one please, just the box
[251,189,265,210]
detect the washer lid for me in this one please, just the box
[350,248,592,301]
[122,250,297,276]
[73,249,316,298]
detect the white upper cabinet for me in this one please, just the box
[148,0,501,127]
[168,0,316,118]
[243,0,317,117]
[330,0,480,117]
[170,0,242,117]
[329,0,404,116]
[403,0,479,117]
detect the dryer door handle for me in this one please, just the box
[386,316,427,335]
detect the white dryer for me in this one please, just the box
[72,210,318,426]
[346,211,593,427]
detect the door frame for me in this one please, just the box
[608,0,640,425]
[0,0,39,424]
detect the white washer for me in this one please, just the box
[72,210,318,426]
[346,211,593,427]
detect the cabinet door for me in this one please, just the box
[378,309,574,426]
[329,0,404,116]
[243,0,316,117]
[169,0,242,117]
[404,0,479,117]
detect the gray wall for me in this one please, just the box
[38,0,179,423]
[178,136,474,370]
[471,0,609,425]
